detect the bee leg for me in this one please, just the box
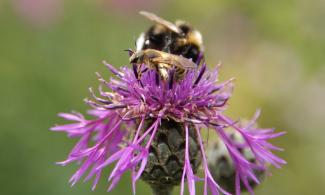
[157,63,169,81]
[135,64,144,87]
[155,66,160,86]
[132,63,139,78]
[141,68,148,73]
[168,68,175,90]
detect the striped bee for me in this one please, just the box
[136,11,204,63]
[129,49,197,81]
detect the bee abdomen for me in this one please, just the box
[174,67,186,81]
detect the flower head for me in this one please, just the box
[52,55,285,194]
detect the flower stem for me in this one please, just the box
[150,184,173,195]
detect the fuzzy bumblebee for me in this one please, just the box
[136,11,204,63]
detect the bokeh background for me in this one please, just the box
[1,0,324,194]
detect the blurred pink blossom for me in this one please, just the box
[13,0,63,28]
[102,0,162,13]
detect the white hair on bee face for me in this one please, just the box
[136,32,145,51]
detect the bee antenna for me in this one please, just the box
[124,49,134,53]
[124,49,134,56]
[168,68,175,90]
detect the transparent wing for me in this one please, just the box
[139,11,182,34]
[152,55,197,70]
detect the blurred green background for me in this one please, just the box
[1,0,324,194]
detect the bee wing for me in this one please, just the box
[152,55,197,70]
[139,11,182,34]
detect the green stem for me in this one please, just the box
[150,184,173,195]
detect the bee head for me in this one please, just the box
[129,50,144,64]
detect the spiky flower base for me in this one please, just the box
[207,130,266,193]
[140,120,201,194]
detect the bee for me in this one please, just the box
[136,11,204,63]
[129,49,197,81]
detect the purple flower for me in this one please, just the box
[51,56,286,194]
